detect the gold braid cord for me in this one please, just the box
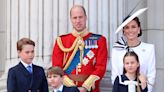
[57,36,85,71]
[82,75,100,91]
[57,37,78,52]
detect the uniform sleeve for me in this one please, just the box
[52,39,64,67]
[82,36,108,91]
[111,48,119,84]
[7,68,17,92]
[147,45,156,92]
[91,36,108,78]
[112,76,120,92]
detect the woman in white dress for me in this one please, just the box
[111,17,156,92]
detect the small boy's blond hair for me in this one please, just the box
[47,66,64,77]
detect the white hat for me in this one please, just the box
[115,8,148,34]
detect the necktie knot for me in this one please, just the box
[27,65,32,73]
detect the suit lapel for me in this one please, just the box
[18,62,30,76]
[17,62,33,90]
[62,86,67,92]
[32,64,36,80]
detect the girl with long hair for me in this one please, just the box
[112,51,147,92]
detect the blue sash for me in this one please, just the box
[65,34,101,74]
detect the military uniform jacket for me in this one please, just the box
[52,32,108,92]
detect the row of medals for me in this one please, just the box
[77,40,98,72]
[85,40,98,49]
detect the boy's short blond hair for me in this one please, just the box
[47,66,64,77]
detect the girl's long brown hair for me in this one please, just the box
[123,51,141,92]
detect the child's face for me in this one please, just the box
[18,44,34,64]
[47,74,63,89]
[124,56,139,74]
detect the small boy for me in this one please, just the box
[47,66,80,92]
[7,38,49,92]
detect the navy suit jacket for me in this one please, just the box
[62,86,79,92]
[7,62,48,92]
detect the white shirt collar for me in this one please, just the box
[20,59,32,68]
[53,85,63,92]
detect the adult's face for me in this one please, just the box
[70,6,87,32]
[123,20,140,41]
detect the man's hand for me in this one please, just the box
[78,87,87,92]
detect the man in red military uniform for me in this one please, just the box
[52,5,108,92]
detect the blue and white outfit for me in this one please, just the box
[111,38,156,92]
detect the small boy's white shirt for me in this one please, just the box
[53,84,63,92]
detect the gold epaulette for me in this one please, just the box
[82,75,100,91]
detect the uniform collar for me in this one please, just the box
[71,28,90,37]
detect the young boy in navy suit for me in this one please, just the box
[7,38,49,92]
[47,66,80,92]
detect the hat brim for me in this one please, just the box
[115,8,148,34]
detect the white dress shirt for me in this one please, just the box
[53,85,63,92]
[20,59,33,72]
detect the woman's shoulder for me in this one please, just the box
[139,42,155,49]
[141,42,154,47]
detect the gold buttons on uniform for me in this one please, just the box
[77,63,81,68]
[77,63,82,72]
